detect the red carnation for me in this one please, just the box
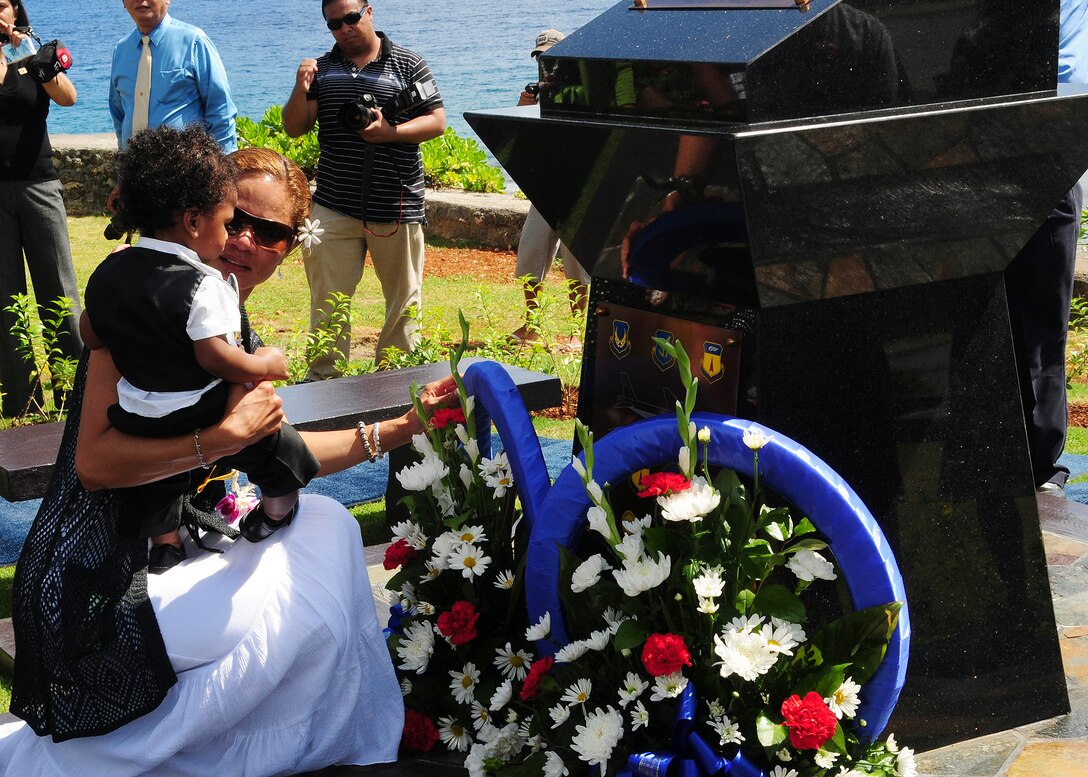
[401,708,439,752]
[520,655,554,701]
[638,471,691,497]
[383,538,418,570]
[436,600,480,646]
[641,633,693,677]
[430,407,466,429]
[781,692,838,750]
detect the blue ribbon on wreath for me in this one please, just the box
[617,685,766,777]
[383,603,405,640]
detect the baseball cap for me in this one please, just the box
[531,29,565,57]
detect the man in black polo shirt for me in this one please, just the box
[284,0,445,376]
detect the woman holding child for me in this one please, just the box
[0,128,452,775]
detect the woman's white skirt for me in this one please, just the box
[0,494,403,776]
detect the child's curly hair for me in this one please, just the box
[114,125,237,235]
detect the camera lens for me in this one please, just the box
[336,100,375,131]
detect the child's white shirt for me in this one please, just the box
[115,237,242,419]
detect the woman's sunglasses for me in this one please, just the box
[225,208,295,251]
[326,7,367,31]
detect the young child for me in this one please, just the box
[80,125,319,573]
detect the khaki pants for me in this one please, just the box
[304,203,424,377]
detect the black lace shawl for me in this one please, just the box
[10,315,261,741]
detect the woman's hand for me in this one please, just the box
[403,374,459,436]
[213,382,285,456]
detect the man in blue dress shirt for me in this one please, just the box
[109,0,237,152]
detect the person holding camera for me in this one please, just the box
[283,0,445,377]
[511,29,589,350]
[0,0,83,418]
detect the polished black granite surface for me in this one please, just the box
[470,0,1077,752]
[469,92,1088,307]
[539,0,1057,124]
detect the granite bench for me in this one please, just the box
[0,359,562,502]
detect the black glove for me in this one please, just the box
[25,40,72,84]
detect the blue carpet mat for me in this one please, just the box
[4,443,1082,566]
[0,435,574,565]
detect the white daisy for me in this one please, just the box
[525,612,551,641]
[615,532,644,562]
[814,750,839,769]
[449,544,492,579]
[776,748,792,761]
[422,560,443,581]
[657,476,720,522]
[707,699,726,719]
[601,607,625,633]
[570,554,612,593]
[617,672,648,708]
[437,716,472,752]
[560,678,593,706]
[650,671,688,702]
[630,700,650,730]
[834,769,866,777]
[544,751,570,777]
[396,455,448,492]
[742,425,773,450]
[570,706,624,772]
[787,549,837,582]
[770,767,798,777]
[489,679,513,711]
[761,617,807,656]
[449,663,481,704]
[416,601,436,616]
[709,715,744,745]
[493,643,532,680]
[485,467,515,498]
[469,701,493,731]
[555,639,590,663]
[886,734,900,753]
[455,524,488,545]
[396,620,434,674]
[825,677,862,719]
[493,569,515,590]
[698,425,711,443]
[478,451,510,478]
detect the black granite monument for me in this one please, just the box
[468,0,1087,750]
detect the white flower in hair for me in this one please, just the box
[297,217,324,249]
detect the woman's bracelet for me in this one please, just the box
[193,429,210,469]
[373,420,384,460]
[358,421,376,462]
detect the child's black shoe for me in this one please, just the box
[148,542,187,574]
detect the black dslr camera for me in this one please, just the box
[336,92,380,131]
[336,78,439,132]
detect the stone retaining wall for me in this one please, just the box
[49,137,529,249]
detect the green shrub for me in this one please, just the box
[420,127,506,193]
[236,105,320,176]
[1,295,79,425]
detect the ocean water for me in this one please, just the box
[27,0,615,145]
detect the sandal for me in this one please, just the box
[148,542,187,574]
[239,501,298,543]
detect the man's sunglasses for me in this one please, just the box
[326,7,367,31]
[225,208,296,250]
